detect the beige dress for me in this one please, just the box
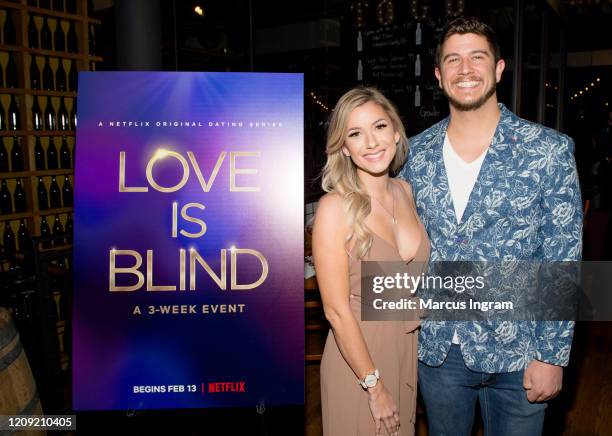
[320,225,430,436]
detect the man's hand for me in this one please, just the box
[523,360,563,402]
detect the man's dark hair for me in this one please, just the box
[435,16,501,66]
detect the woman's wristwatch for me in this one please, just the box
[359,369,380,389]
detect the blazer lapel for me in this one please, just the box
[457,104,514,235]
[426,117,459,236]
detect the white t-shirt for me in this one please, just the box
[442,133,488,343]
[443,134,488,223]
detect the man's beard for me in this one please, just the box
[442,79,497,111]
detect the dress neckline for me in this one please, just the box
[369,222,425,263]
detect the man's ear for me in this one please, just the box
[434,66,442,88]
[495,59,505,83]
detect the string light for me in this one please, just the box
[350,1,369,28]
[570,76,603,103]
[411,0,430,21]
[309,91,329,112]
[377,0,395,26]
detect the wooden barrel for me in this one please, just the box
[0,307,45,436]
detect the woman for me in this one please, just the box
[313,87,429,436]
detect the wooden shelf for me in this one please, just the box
[39,242,73,253]
[31,89,78,97]
[0,211,32,221]
[0,1,101,25]
[36,206,73,216]
[305,354,322,362]
[26,5,99,23]
[0,170,30,178]
[0,44,102,63]
[0,87,77,97]
[32,168,73,176]
[0,1,23,11]
[0,130,75,136]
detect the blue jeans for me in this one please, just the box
[418,345,547,436]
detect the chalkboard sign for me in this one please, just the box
[354,17,449,135]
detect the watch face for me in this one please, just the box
[365,374,378,388]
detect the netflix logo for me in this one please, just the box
[204,381,246,394]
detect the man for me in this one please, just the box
[399,16,582,436]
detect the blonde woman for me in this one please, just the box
[313,87,430,436]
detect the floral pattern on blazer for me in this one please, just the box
[399,104,582,373]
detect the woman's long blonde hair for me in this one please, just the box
[321,87,408,259]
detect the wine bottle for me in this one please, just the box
[61,175,72,206]
[3,222,16,254]
[34,136,45,170]
[56,60,67,91]
[52,214,64,245]
[39,0,50,9]
[65,213,73,243]
[57,98,69,130]
[70,98,77,130]
[0,140,8,171]
[30,55,41,90]
[0,179,13,214]
[54,19,65,51]
[88,23,95,55]
[44,97,56,131]
[10,136,24,171]
[0,106,6,131]
[53,0,64,12]
[69,99,77,130]
[37,177,48,209]
[46,137,58,169]
[49,175,61,208]
[65,0,76,14]
[42,56,54,90]
[40,16,52,50]
[8,94,20,130]
[17,219,31,253]
[40,216,51,249]
[32,96,43,130]
[68,59,77,91]
[13,178,26,212]
[6,53,19,88]
[3,10,17,46]
[59,136,70,168]
[66,21,77,53]
[28,14,39,49]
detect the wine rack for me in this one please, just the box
[0,1,98,398]
[0,0,100,262]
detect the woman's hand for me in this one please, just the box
[367,380,400,436]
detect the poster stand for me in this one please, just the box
[256,401,268,436]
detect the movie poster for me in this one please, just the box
[72,72,304,410]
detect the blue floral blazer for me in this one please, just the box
[399,103,582,373]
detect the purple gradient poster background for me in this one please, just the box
[72,72,304,410]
